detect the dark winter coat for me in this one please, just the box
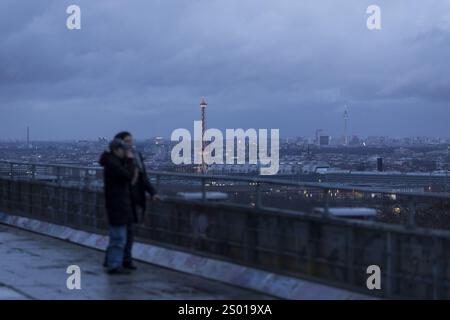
[130,151,157,217]
[99,151,135,226]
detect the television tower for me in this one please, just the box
[200,97,208,174]
[343,106,349,146]
[27,126,30,149]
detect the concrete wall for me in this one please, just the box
[1,177,450,299]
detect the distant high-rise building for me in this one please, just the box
[153,136,164,145]
[377,157,384,172]
[349,135,361,146]
[315,129,323,146]
[26,126,31,149]
[319,135,330,146]
[98,137,108,144]
[343,107,349,146]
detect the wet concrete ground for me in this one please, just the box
[0,224,274,300]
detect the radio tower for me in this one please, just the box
[200,97,208,174]
[343,106,349,146]
[27,126,31,149]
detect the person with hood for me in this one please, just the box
[99,138,139,274]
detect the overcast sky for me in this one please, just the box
[0,0,449,140]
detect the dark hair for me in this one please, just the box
[109,138,129,151]
[114,131,132,140]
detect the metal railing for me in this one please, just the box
[2,160,450,298]
[1,160,450,229]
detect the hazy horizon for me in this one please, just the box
[1,133,450,143]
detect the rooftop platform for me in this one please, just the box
[0,224,272,300]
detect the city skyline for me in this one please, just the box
[1,1,450,140]
[2,131,450,144]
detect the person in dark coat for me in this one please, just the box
[114,132,159,224]
[108,132,159,271]
[99,138,138,274]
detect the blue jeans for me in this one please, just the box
[106,225,127,271]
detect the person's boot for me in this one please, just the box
[107,267,131,275]
[123,262,137,270]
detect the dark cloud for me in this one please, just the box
[0,0,449,140]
